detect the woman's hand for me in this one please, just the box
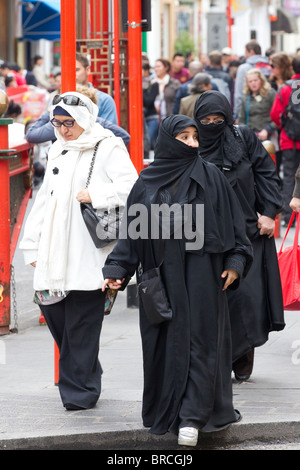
[290,197,300,213]
[30,262,37,267]
[221,269,239,291]
[257,129,268,141]
[102,278,124,291]
[76,189,91,203]
[257,215,275,238]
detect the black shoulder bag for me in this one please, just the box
[138,240,173,326]
[80,141,122,248]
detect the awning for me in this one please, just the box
[22,0,61,41]
[271,7,298,34]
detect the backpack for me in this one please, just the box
[254,61,272,78]
[279,79,300,141]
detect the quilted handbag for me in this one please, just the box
[80,141,121,248]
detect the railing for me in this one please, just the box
[0,119,33,335]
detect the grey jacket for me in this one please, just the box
[238,88,277,135]
[234,55,270,118]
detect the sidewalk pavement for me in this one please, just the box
[1,199,300,450]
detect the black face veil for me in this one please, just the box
[193,91,243,163]
[141,115,200,202]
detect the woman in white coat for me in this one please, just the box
[19,92,137,410]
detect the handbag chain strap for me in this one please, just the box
[85,141,100,189]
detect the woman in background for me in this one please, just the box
[238,68,277,143]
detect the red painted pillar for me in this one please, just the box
[227,0,233,48]
[113,0,121,124]
[127,0,143,173]
[0,118,13,335]
[53,0,77,383]
[60,0,76,92]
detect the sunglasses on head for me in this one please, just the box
[53,94,88,108]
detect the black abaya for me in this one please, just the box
[103,115,253,435]
[194,91,285,367]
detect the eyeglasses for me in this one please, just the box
[199,118,225,125]
[53,94,88,108]
[50,118,76,128]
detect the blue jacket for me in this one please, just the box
[25,110,130,146]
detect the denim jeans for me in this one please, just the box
[146,116,159,150]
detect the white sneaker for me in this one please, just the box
[178,427,198,446]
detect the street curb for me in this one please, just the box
[1,421,300,450]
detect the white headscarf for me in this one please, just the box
[49,91,111,151]
[38,91,113,293]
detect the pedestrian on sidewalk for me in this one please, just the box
[194,90,285,382]
[19,91,137,411]
[270,55,300,226]
[102,114,253,446]
[290,165,300,212]
[238,67,277,143]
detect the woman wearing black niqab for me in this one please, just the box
[102,115,253,446]
[194,91,285,381]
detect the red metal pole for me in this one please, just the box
[53,0,77,382]
[113,0,121,124]
[0,118,13,335]
[227,0,232,48]
[127,0,143,173]
[81,0,88,40]
[54,342,60,385]
[60,0,77,92]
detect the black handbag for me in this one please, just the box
[138,241,173,326]
[81,141,121,248]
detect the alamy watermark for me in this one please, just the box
[291,80,300,104]
[96,203,205,250]
[291,340,300,365]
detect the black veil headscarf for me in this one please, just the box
[140,115,200,204]
[193,90,244,166]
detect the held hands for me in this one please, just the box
[221,269,239,291]
[102,278,125,291]
[290,197,300,213]
[257,215,275,238]
[257,129,268,141]
[76,189,91,203]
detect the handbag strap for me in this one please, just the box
[85,141,100,188]
[245,94,251,126]
[148,239,165,268]
[278,212,299,254]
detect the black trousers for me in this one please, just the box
[41,290,105,409]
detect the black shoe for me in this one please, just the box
[64,403,85,410]
[234,373,250,382]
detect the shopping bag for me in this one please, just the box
[277,212,300,310]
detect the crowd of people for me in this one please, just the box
[5,42,299,447]
[143,42,300,228]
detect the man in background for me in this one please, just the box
[76,53,117,124]
[170,53,190,84]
